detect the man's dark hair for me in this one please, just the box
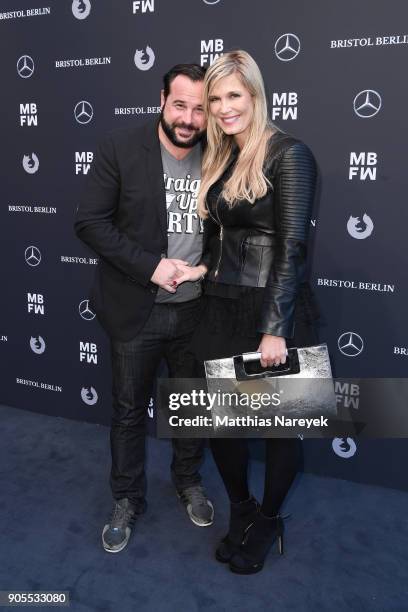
[162,64,206,99]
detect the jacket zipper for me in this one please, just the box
[207,196,223,279]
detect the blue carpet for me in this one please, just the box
[1,403,408,612]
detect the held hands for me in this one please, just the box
[173,264,207,286]
[257,334,287,368]
[150,260,207,293]
[150,258,188,293]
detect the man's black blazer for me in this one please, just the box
[75,120,169,341]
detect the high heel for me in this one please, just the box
[229,512,284,574]
[215,496,259,563]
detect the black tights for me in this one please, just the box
[210,437,300,517]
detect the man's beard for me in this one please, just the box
[160,109,204,149]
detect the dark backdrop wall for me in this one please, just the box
[1,0,407,489]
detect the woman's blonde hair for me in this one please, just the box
[198,50,274,218]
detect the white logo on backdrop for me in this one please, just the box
[353,90,382,118]
[74,101,94,124]
[17,55,35,78]
[78,300,96,321]
[203,0,221,4]
[81,386,98,405]
[347,214,374,239]
[72,0,91,20]
[338,332,364,357]
[134,46,155,71]
[274,34,301,61]
[332,437,357,458]
[30,335,46,354]
[22,153,39,174]
[25,246,41,266]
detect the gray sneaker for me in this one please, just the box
[102,498,137,553]
[178,485,214,527]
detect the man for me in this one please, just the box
[75,64,212,553]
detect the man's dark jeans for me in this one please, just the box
[109,298,204,513]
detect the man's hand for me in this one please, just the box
[173,264,207,286]
[257,335,287,368]
[151,258,188,293]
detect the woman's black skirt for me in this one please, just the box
[189,281,320,364]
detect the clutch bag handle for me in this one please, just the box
[233,348,300,380]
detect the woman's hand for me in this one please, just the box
[257,334,287,368]
[173,264,207,286]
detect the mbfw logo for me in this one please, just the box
[353,90,382,118]
[75,151,93,174]
[81,386,98,405]
[347,214,374,239]
[338,332,364,357]
[30,335,46,355]
[20,103,38,127]
[349,152,377,181]
[134,46,155,71]
[25,246,41,267]
[80,341,98,364]
[133,0,154,13]
[200,39,224,66]
[271,92,298,120]
[332,437,357,458]
[274,34,301,61]
[28,293,45,315]
[78,300,96,321]
[74,101,93,124]
[23,153,39,174]
[334,381,360,410]
[17,55,34,78]
[72,0,91,20]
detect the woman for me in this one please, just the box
[175,50,319,574]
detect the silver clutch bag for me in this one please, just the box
[204,344,337,435]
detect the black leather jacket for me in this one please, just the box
[202,131,317,338]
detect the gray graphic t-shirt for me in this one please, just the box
[155,143,203,303]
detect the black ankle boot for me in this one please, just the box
[215,496,259,563]
[229,511,284,574]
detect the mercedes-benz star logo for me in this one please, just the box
[72,0,91,20]
[25,246,41,267]
[22,153,40,174]
[134,46,155,71]
[79,299,96,321]
[203,0,221,4]
[332,437,357,458]
[81,386,98,405]
[74,101,94,124]
[353,90,382,118]
[30,335,46,355]
[338,332,364,357]
[347,213,374,240]
[17,55,35,79]
[274,34,301,62]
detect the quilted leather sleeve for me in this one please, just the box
[258,141,317,338]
